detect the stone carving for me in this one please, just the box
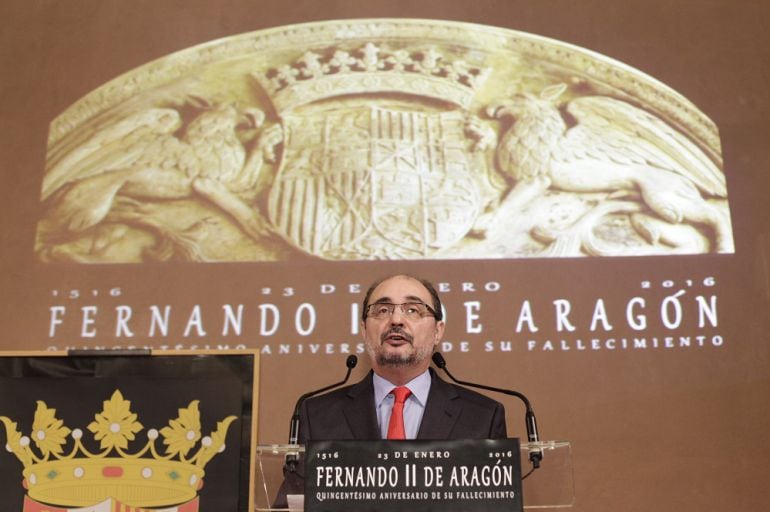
[473,83,732,255]
[263,42,488,111]
[270,106,482,259]
[39,98,282,261]
[35,19,733,262]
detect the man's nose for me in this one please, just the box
[389,307,406,324]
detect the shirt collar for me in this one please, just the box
[373,369,432,407]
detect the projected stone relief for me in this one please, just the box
[36,19,733,262]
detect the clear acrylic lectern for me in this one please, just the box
[254,441,574,510]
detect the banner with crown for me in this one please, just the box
[0,352,258,512]
[1,390,233,510]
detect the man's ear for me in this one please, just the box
[360,320,366,337]
[433,321,446,345]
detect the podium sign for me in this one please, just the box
[304,438,523,512]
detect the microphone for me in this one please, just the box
[286,354,358,471]
[431,352,542,469]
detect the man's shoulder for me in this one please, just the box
[424,371,508,439]
[299,372,378,440]
[304,383,354,406]
[432,372,505,410]
[304,373,373,408]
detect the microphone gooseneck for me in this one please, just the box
[286,355,358,471]
[431,352,542,469]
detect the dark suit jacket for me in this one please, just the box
[298,369,507,441]
[275,369,507,505]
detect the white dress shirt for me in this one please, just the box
[373,369,432,439]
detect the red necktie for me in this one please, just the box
[387,386,412,440]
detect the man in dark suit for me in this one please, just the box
[299,367,506,441]
[276,274,506,506]
[299,273,506,442]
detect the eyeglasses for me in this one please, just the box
[366,302,437,320]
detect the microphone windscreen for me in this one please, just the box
[431,352,446,368]
[346,355,358,368]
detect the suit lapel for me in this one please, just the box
[341,371,381,439]
[416,370,462,439]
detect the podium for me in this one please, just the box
[254,441,574,510]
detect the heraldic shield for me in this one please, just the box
[268,106,481,260]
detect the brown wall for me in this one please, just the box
[1,1,769,511]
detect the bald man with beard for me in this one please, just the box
[298,274,506,442]
[274,275,507,507]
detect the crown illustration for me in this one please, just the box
[0,390,236,509]
[260,42,490,111]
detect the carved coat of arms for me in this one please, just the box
[270,106,482,259]
[35,20,733,262]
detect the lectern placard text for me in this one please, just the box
[305,438,523,512]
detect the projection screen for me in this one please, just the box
[0,2,768,511]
